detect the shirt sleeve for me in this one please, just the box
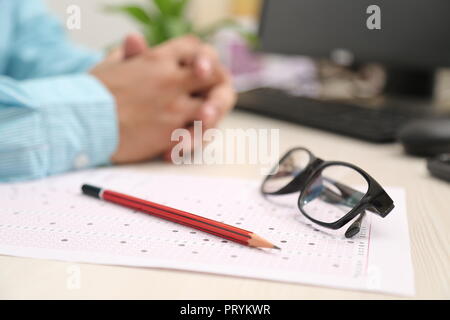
[6,0,102,80]
[0,74,118,182]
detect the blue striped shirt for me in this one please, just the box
[0,0,118,182]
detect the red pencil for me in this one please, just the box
[81,184,279,249]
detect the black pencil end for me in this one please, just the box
[81,184,102,199]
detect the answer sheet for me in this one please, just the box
[0,168,414,296]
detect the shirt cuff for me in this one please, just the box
[21,74,118,175]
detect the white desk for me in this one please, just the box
[1,110,449,299]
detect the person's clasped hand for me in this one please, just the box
[90,34,236,164]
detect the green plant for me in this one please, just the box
[105,0,257,46]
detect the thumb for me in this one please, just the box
[124,33,148,59]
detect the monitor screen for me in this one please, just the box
[259,0,450,69]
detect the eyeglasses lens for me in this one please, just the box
[299,165,369,223]
[262,149,311,194]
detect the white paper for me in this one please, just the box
[0,168,414,296]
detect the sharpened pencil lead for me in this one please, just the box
[273,246,281,250]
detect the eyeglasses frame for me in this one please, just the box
[261,147,395,233]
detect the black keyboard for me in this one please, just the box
[236,88,427,143]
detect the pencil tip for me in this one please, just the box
[273,245,281,250]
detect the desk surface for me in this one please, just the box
[1,111,449,299]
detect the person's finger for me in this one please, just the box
[178,43,221,82]
[124,33,148,59]
[167,95,204,123]
[163,94,210,163]
[163,81,235,163]
[154,36,223,92]
[193,55,213,79]
[160,36,218,79]
[160,35,203,64]
[178,49,223,93]
[198,103,218,129]
[192,44,220,79]
[199,72,236,129]
[164,80,236,162]
[178,65,223,93]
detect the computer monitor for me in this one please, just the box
[259,0,450,99]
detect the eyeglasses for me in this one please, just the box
[261,147,394,238]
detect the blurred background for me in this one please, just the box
[48,0,450,104]
[47,0,259,50]
[46,0,450,148]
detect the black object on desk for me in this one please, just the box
[427,154,450,182]
[237,88,425,143]
[398,118,450,156]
